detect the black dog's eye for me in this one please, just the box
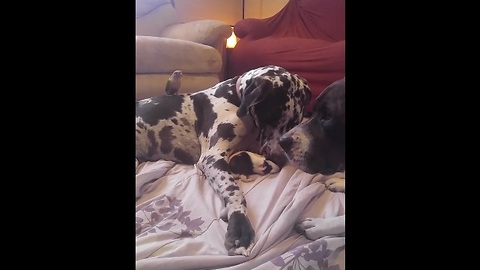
[320,107,332,121]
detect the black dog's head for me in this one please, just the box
[235,65,312,166]
[279,78,345,175]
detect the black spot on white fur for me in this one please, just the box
[214,77,242,106]
[192,93,216,137]
[228,152,255,175]
[212,158,230,172]
[210,123,236,148]
[159,126,174,153]
[136,95,184,126]
[174,148,196,164]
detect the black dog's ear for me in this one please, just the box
[314,77,345,105]
[236,78,273,127]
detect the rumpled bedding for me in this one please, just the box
[136,160,345,270]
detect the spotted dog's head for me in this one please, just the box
[279,78,345,175]
[236,65,312,166]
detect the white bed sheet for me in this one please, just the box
[136,160,345,270]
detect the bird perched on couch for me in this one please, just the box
[165,70,183,95]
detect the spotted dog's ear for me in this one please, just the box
[236,77,274,128]
[293,74,312,108]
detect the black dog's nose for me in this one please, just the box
[279,136,293,153]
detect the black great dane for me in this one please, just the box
[279,78,346,240]
[136,65,312,256]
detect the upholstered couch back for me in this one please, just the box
[136,0,177,37]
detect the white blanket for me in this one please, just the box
[136,160,345,270]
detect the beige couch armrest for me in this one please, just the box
[160,20,232,47]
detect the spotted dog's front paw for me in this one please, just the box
[325,177,345,193]
[224,211,255,256]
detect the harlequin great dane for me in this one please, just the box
[279,78,346,240]
[136,65,312,256]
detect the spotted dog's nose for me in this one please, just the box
[279,135,294,153]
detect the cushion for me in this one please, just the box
[136,36,223,74]
[136,0,173,18]
[136,1,177,36]
[160,20,232,47]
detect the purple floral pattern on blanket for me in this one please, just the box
[136,194,205,238]
[271,239,344,270]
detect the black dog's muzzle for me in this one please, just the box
[278,135,294,154]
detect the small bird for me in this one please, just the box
[165,70,183,95]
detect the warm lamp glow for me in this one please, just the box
[226,27,238,48]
